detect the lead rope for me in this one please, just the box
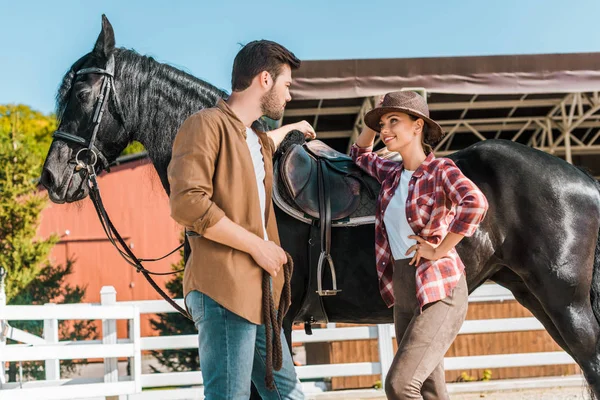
[263,252,293,390]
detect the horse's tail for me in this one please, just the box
[590,178,600,326]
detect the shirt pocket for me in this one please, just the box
[415,193,435,222]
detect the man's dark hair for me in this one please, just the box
[231,40,301,92]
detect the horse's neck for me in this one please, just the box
[118,53,226,193]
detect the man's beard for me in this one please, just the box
[260,87,284,120]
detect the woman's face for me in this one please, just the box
[378,112,423,153]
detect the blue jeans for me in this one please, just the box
[186,290,305,400]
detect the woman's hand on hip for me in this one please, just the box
[406,235,443,266]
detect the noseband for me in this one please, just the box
[52,54,125,173]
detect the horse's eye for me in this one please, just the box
[76,90,91,102]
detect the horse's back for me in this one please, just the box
[449,139,600,275]
[448,139,600,202]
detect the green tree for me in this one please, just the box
[0,105,57,301]
[0,104,56,161]
[149,243,198,372]
[0,104,96,381]
[121,141,146,155]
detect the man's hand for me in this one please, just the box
[269,120,317,148]
[290,120,317,140]
[250,239,287,277]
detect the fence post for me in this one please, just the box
[129,306,142,393]
[377,324,394,388]
[101,286,118,400]
[0,267,6,385]
[43,303,60,380]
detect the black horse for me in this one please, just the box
[42,16,600,397]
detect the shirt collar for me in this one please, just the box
[216,99,270,144]
[216,98,246,130]
[410,152,436,178]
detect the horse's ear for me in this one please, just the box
[93,14,116,57]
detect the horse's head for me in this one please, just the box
[42,15,131,203]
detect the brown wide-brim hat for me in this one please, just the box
[364,90,444,145]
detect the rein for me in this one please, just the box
[88,171,190,319]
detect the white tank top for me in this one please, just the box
[383,169,417,260]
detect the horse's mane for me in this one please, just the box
[55,47,228,162]
[56,53,89,121]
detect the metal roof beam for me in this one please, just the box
[284,106,362,117]
[439,115,600,126]
[317,120,600,138]
[435,145,600,157]
[284,99,572,117]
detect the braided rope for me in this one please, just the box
[263,252,293,390]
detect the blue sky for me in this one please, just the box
[3,0,600,113]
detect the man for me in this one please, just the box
[167,40,315,399]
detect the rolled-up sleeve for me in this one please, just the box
[350,144,397,184]
[167,113,226,235]
[439,160,488,237]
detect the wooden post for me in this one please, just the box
[377,324,394,387]
[43,303,60,380]
[129,306,142,393]
[101,286,118,400]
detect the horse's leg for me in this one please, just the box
[490,268,572,356]
[519,255,600,398]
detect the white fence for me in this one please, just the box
[0,284,582,400]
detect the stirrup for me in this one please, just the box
[316,252,342,296]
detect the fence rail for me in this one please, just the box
[0,283,581,399]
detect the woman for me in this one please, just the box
[351,91,488,400]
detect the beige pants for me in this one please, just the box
[385,259,468,400]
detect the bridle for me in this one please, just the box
[53,54,124,174]
[50,55,190,320]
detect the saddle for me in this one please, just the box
[281,141,370,222]
[276,140,390,332]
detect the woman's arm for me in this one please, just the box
[406,232,465,266]
[356,125,378,148]
[351,126,399,183]
[405,159,489,265]
[439,160,489,237]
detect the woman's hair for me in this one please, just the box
[408,114,433,155]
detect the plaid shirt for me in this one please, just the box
[351,144,488,309]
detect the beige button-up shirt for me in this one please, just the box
[167,99,284,324]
